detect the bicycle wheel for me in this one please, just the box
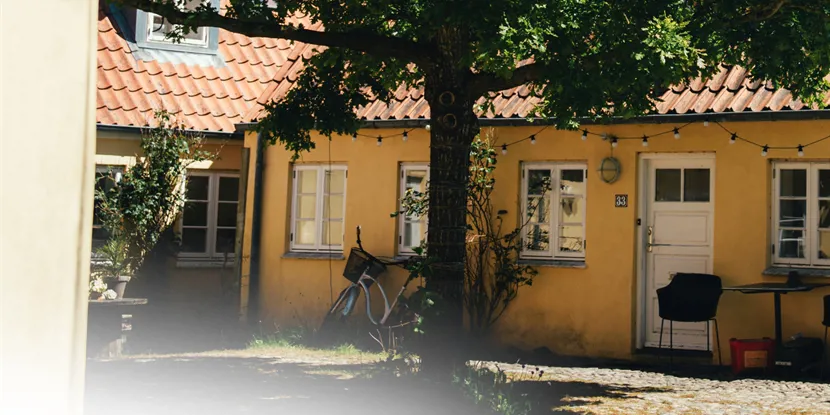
[320,284,360,329]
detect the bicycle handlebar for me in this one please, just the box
[354,226,415,268]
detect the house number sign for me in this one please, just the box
[615,194,628,208]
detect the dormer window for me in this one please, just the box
[132,0,220,55]
[146,0,208,47]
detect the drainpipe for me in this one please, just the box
[247,133,265,327]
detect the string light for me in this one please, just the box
[729,133,737,144]
[402,131,408,142]
[673,128,680,139]
[642,135,649,147]
[501,144,508,155]
[798,145,804,157]
[704,118,710,127]
[352,133,357,142]
[530,135,536,144]
[425,124,431,131]
[581,129,588,141]
[377,136,382,147]
[611,138,618,148]
[761,145,769,157]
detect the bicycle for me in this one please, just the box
[320,226,422,349]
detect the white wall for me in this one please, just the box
[0,1,98,414]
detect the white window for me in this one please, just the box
[290,165,347,252]
[398,164,429,255]
[146,0,209,46]
[180,171,240,259]
[93,165,123,245]
[772,162,830,267]
[521,163,587,260]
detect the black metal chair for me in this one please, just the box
[822,295,830,379]
[657,273,723,366]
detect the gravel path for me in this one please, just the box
[478,361,830,415]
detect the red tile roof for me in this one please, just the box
[246,63,830,123]
[96,2,317,132]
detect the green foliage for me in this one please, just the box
[92,237,132,279]
[452,362,538,415]
[95,109,216,275]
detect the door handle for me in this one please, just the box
[647,226,654,252]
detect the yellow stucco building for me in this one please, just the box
[237,66,830,364]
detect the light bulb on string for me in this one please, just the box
[611,138,618,148]
[530,135,536,145]
[642,136,649,147]
[425,124,431,131]
[501,144,508,155]
[704,118,710,127]
[729,133,737,144]
[673,128,680,139]
[761,145,769,157]
[798,145,804,157]
[581,129,588,141]
[402,131,408,142]
[377,136,382,147]
[352,133,358,142]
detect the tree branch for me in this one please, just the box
[468,61,545,96]
[114,0,428,61]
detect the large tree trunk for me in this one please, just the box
[421,27,480,375]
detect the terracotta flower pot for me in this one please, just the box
[110,275,132,299]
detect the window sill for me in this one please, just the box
[176,259,235,269]
[517,259,586,269]
[282,252,345,260]
[763,266,830,278]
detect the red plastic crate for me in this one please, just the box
[729,338,775,375]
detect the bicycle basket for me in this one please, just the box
[343,247,386,285]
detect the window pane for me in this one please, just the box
[820,170,830,198]
[322,221,343,246]
[560,170,584,196]
[295,220,316,245]
[183,202,208,226]
[218,177,239,201]
[526,224,549,252]
[779,199,806,228]
[779,169,807,197]
[655,169,681,201]
[559,197,582,224]
[821,200,830,228]
[778,229,805,259]
[323,195,344,220]
[325,169,346,194]
[559,226,584,253]
[527,169,551,195]
[181,228,207,253]
[527,196,551,223]
[92,227,110,241]
[297,169,317,193]
[405,169,428,193]
[404,220,427,249]
[819,231,830,259]
[684,169,710,202]
[296,195,317,219]
[215,229,236,254]
[217,202,237,227]
[186,176,210,200]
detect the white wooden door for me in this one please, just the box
[642,156,715,350]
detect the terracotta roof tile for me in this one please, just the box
[96,1,312,132]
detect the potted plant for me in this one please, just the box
[91,236,134,299]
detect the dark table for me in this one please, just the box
[722,282,830,347]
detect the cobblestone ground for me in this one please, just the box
[479,361,830,415]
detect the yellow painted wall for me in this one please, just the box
[244,119,830,362]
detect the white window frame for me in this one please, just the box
[520,162,587,260]
[92,165,123,240]
[398,163,430,255]
[290,165,348,253]
[146,0,209,46]
[771,162,830,267]
[178,170,240,260]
